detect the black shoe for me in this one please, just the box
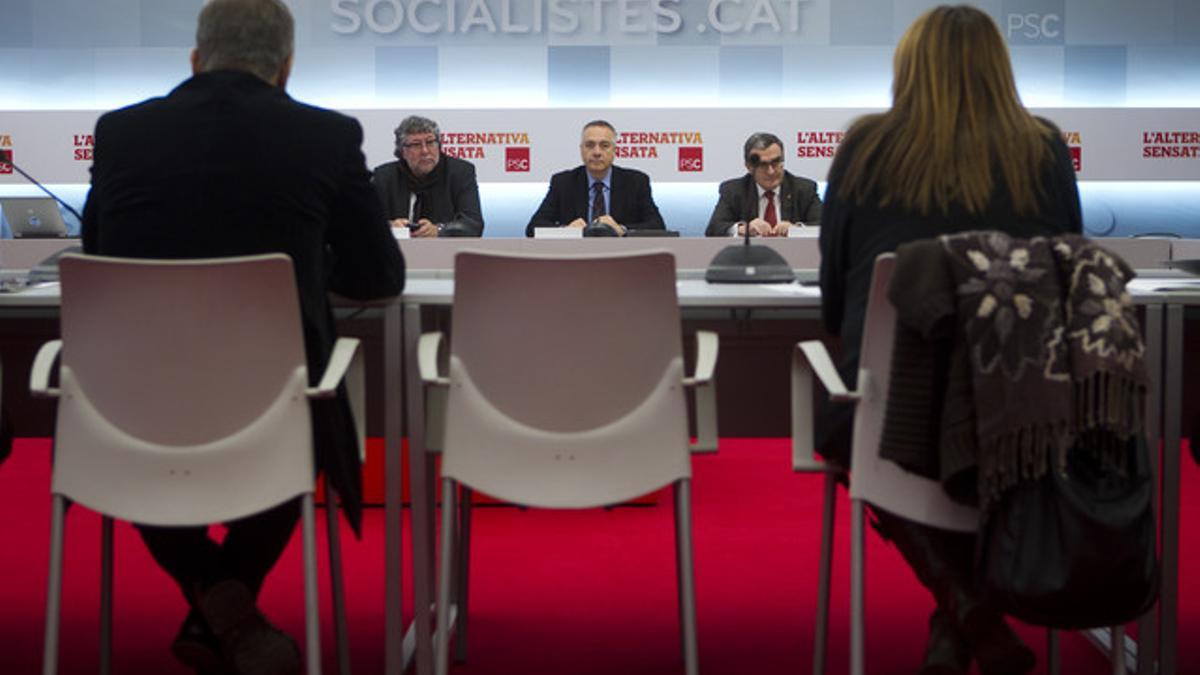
[199,580,302,675]
[918,609,971,675]
[171,610,232,675]
[869,508,1033,675]
[957,606,1035,675]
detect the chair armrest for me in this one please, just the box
[686,331,719,454]
[792,340,857,473]
[344,341,367,462]
[308,337,361,399]
[682,331,717,387]
[418,332,449,452]
[419,332,450,386]
[309,337,366,460]
[30,340,62,398]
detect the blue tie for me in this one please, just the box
[591,182,606,221]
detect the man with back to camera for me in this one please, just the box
[372,115,484,237]
[80,1,406,673]
[706,132,823,237]
[525,119,665,237]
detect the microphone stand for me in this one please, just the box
[704,219,795,283]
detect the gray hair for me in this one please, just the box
[195,0,294,83]
[393,115,442,158]
[743,132,784,164]
[582,119,617,138]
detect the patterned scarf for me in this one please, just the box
[938,232,1147,508]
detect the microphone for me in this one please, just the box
[438,211,475,238]
[704,196,794,284]
[583,217,618,237]
[0,148,85,223]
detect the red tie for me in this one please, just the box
[763,190,777,226]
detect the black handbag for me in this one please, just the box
[976,434,1159,629]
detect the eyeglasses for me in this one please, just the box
[402,138,440,151]
[751,156,785,169]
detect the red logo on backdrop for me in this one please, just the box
[0,149,12,175]
[505,147,530,172]
[73,133,95,161]
[678,146,703,172]
[1069,147,1081,172]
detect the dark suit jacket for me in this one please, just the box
[81,70,406,532]
[705,171,823,236]
[525,165,665,237]
[371,155,484,236]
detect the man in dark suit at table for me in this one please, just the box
[80,1,405,673]
[525,119,665,237]
[705,132,823,237]
[372,114,484,237]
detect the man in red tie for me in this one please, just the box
[705,132,823,237]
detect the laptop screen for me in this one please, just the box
[0,197,70,238]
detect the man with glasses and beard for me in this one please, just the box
[372,115,484,237]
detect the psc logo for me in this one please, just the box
[505,147,530,172]
[678,146,703,172]
[1061,131,1081,172]
[1006,13,1061,42]
[0,137,12,175]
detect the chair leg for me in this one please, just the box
[1135,610,1157,674]
[1111,625,1126,675]
[672,484,685,663]
[1046,629,1059,675]
[812,472,837,675]
[100,515,114,675]
[453,487,472,664]
[42,495,66,675]
[436,478,457,675]
[324,479,352,675]
[302,494,323,675]
[674,479,699,675]
[850,498,866,675]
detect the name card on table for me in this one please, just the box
[788,225,819,238]
[533,227,583,239]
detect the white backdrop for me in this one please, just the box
[2,107,1198,184]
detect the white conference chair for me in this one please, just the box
[31,253,361,675]
[418,250,718,675]
[792,254,1085,675]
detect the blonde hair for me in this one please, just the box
[836,5,1054,216]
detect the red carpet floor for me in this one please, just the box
[1,437,1195,674]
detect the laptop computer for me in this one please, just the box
[1,197,70,238]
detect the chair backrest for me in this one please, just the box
[441,250,691,508]
[848,253,978,532]
[51,253,315,525]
